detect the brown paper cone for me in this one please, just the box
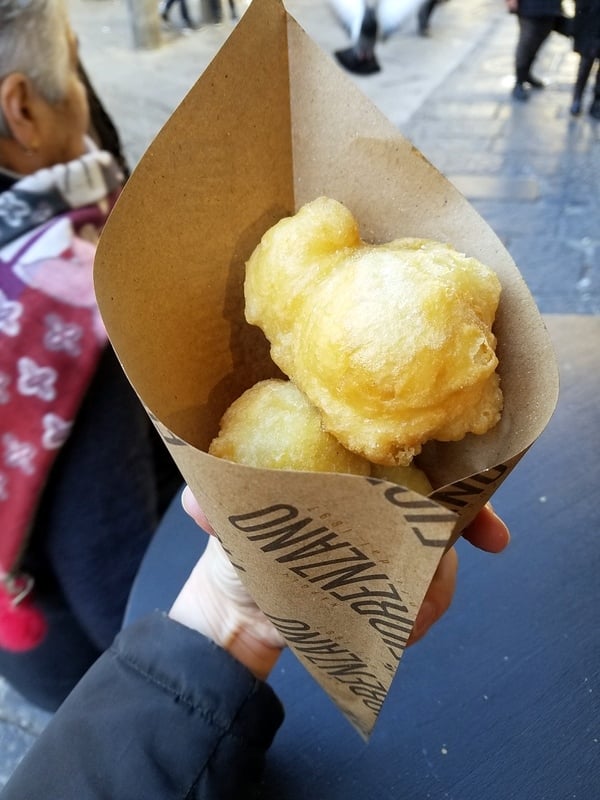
[94,0,558,737]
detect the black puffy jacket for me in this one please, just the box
[1,613,284,799]
[573,0,600,55]
[517,0,563,16]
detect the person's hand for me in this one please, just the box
[175,487,510,662]
[169,487,286,680]
[407,504,510,646]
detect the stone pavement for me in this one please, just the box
[66,0,598,314]
[1,0,598,788]
[69,0,507,165]
[405,8,600,314]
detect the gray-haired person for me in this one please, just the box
[0,0,180,708]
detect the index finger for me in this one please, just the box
[461,504,510,553]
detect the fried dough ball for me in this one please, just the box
[371,464,433,496]
[245,197,503,466]
[209,379,433,493]
[209,379,371,475]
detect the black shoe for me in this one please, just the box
[335,7,380,76]
[335,46,381,75]
[589,99,600,119]
[526,74,545,89]
[570,97,582,116]
[512,83,529,102]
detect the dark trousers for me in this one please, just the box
[164,0,193,25]
[515,16,556,83]
[200,0,237,22]
[573,55,600,103]
[418,0,440,31]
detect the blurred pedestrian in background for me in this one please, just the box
[329,0,422,74]
[159,0,197,31]
[569,0,600,116]
[0,0,181,710]
[417,0,448,36]
[507,0,573,100]
[203,0,239,22]
[334,1,381,74]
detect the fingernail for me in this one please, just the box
[181,486,196,516]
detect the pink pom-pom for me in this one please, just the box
[0,579,47,652]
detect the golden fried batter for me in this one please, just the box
[245,197,503,466]
[371,463,433,496]
[209,379,433,492]
[209,379,371,475]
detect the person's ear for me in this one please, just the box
[0,73,41,152]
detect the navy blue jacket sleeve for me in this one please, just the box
[1,612,284,799]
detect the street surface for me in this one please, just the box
[70,0,507,165]
[66,0,598,313]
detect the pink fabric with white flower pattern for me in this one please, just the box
[0,148,122,581]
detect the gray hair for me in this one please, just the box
[0,0,70,137]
